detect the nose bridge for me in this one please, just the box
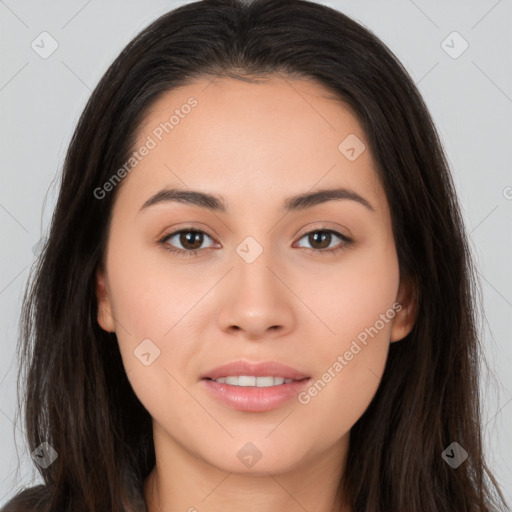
[217,231,295,336]
[232,233,282,294]
[227,200,297,293]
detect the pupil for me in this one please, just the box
[311,231,329,249]
[182,231,202,250]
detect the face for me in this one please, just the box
[96,75,415,476]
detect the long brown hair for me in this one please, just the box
[3,0,509,510]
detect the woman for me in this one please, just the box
[3,0,508,510]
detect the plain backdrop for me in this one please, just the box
[1,0,511,505]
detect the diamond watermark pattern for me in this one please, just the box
[31,442,58,469]
[338,134,366,161]
[31,31,59,59]
[134,338,161,366]
[237,442,263,468]
[441,31,469,59]
[236,236,263,263]
[441,441,468,468]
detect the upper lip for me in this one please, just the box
[200,360,310,381]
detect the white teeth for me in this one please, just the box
[212,376,294,386]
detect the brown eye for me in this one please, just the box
[307,231,333,250]
[159,229,215,256]
[176,230,205,250]
[295,229,352,255]
[158,227,352,258]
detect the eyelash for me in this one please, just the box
[158,226,353,258]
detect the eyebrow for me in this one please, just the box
[138,187,375,214]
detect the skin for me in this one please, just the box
[95,74,416,512]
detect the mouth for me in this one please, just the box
[199,360,311,411]
[200,359,310,382]
[202,376,310,387]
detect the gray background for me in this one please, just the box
[1,0,511,505]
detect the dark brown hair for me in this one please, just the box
[3,0,509,510]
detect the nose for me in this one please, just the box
[217,249,296,341]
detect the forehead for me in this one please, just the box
[136,75,363,146]
[118,75,386,215]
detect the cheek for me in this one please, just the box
[293,237,399,430]
[105,246,206,425]
[104,234,234,424]
[298,231,400,346]
[105,228,209,338]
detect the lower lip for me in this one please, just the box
[201,378,311,412]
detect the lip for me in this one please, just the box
[199,360,311,412]
[200,360,310,381]
[201,378,311,412]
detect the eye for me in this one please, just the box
[294,228,352,256]
[158,228,217,257]
[158,226,352,257]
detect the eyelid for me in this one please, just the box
[157,222,217,240]
[158,222,351,243]
[294,221,353,239]
[158,222,353,255]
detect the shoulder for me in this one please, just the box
[1,484,49,511]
